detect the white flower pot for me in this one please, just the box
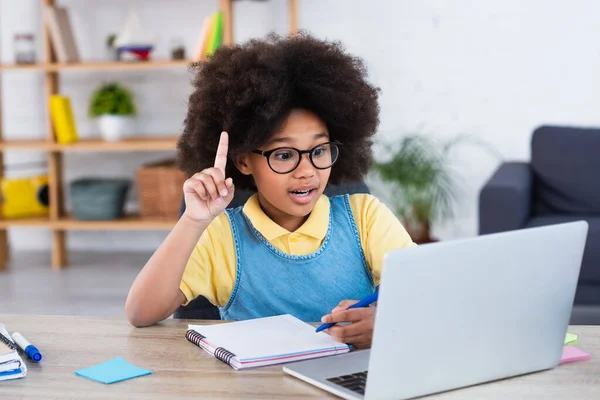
[97,115,134,142]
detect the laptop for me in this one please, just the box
[283,221,588,399]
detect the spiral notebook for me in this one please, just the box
[186,314,350,370]
[0,328,27,382]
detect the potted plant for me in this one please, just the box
[373,134,497,244]
[88,82,136,142]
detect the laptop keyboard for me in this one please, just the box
[327,371,368,395]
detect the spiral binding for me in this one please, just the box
[185,329,206,347]
[185,329,237,366]
[214,347,236,366]
[0,333,17,351]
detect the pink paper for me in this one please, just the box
[560,346,591,364]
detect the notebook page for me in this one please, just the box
[0,341,13,357]
[189,314,349,361]
[0,342,18,364]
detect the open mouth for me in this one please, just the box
[289,189,315,197]
[288,188,317,204]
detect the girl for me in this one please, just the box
[126,33,415,349]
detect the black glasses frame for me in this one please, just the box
[251,141,342,174]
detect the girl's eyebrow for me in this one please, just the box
[268,132,329,146]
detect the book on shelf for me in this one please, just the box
[193,15,212,61]
[43,5,80,63]
[49,95,78,144]
[193,11,223,61]
[206,11,224,56]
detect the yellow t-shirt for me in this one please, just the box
[180,193,416,307]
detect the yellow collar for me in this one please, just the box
[242,194,330,241]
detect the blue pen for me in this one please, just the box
[315,291,379,333]
[11,332,42,362]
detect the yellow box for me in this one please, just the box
[1,175,50,219]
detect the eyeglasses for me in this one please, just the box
[251,141,342,174]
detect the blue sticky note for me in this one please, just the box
[75,357,152,384]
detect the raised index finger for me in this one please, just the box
[214,131,228,173]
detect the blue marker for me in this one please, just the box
[315,291,379,333]
[11,332,42,362]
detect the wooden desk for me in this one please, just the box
[0,314,598,399]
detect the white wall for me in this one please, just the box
[300,0,600,239]
[1,0,598,251]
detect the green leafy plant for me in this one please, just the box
[106,33,117,48]
[373,134,498,243]
[88,82,136,118]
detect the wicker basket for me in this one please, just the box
[137,159,186,220]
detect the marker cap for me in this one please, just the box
[25,345,42,362]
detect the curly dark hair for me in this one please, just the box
[176,32,380,191]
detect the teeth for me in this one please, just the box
[291,189,311,196]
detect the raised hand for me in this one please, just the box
[182,131,235,223]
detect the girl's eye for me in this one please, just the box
[273,151,294,161]
[313,147,326,157]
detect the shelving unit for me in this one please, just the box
[0,0,299,270]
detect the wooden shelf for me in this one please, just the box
[0,136,179,151]
[55,136,179,151]
[0,214,176,230]
[56,214,177,230]
[0,216,51,228]
[0,139,50,150]
[0,60,194,72]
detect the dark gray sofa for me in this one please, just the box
[479,125,600,319]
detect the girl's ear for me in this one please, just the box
[234,154,253,176]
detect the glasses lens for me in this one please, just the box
[311,143,339,169]
[268,148,300,173]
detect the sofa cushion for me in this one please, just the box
[531,126,600,215]
[573,284,600,305]
[525,215,600,283]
